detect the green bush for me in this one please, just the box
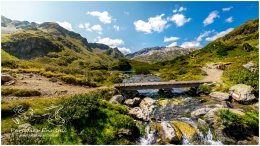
[110,59,132,71]
[53,92,139,144]
[1,103,30,118]
[198,84,212,95]
[134,66,151,74]
[219,110,259,140]
[2,88,41,97]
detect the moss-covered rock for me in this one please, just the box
[171,121,197,141]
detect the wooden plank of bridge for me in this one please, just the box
[114,80,211,90]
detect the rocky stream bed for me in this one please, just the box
[110,75,259,145]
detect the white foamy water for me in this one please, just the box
[140,125,155,145]
[204,129,223,145]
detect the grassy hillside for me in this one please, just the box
[1,89,140,145]
[1,19,131,86]
[158,19,259,91]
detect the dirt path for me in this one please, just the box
[2,73,106,101]
[201,67,223,82]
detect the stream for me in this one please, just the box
[123,75,223,145]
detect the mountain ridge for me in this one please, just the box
[127,46,197,63]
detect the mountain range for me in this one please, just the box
[126,46,196,63]
[1,16,124,70]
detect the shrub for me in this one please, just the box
[1,103,30,118]
[110,59,132,71]
[198,84,212,95]
[219,110,259,140]
[2,88,41,97]
[134,66,151,74]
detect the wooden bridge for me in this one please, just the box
[114,80,212,90]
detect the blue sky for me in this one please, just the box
[1,1,259,54]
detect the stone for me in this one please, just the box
[124,97,141,107]
[229,84,256,104]
[221,101,233,108]
[109,95,125,104]
[151,121,182,144]
[198,118,207,127]
[128,107,149,121]
[237,140,249,145]
[139,97,155,109]
[1,74,14,83]
[171,121,197,140]
[191,108,212,118]
[252,136,259,144]
[117,128,132,137]
[205,104,225,108]
[209,92,230,101]
[243,61,256,72]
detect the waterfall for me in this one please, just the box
[204,129,223,145]
[182,134,191,145]
[140,125,155,145]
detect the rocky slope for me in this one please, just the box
[1,16,124,71]
[127,46,196,63]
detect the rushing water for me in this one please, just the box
[123,75,223,145]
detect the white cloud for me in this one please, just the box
[96,37,124,48]
[118,47,131,54]
[78,23,84,29]
[113,25,120,31]
[167,42,177,47]
[169,14,191,27]
[222,7,233,12]
[57,21,73,31]
[196,30,214,41]
[78,23,102,34]
[87,11,112,24]
[164,36,180,42]
[206,28,234,41]
[181,41,201,48]
[225,16,233,23]
[134,14,168,34]
[91,25,102,34]
[203,11,219,26]
[173,6,187,13]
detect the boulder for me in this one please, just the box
[109,95,125,104]
[198,118,207,127]
[209,92,230,101]
[171,121,197,140]
[243,61,256,72]
[205,104,225,108]
[139,97,155,109]
[124,97,141,107]
[128,107,149,121]
[151,121,182,144]
[128,97,155,121]
[229,84,256,104]
[1,74,14,83]
[191,108,212,118]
